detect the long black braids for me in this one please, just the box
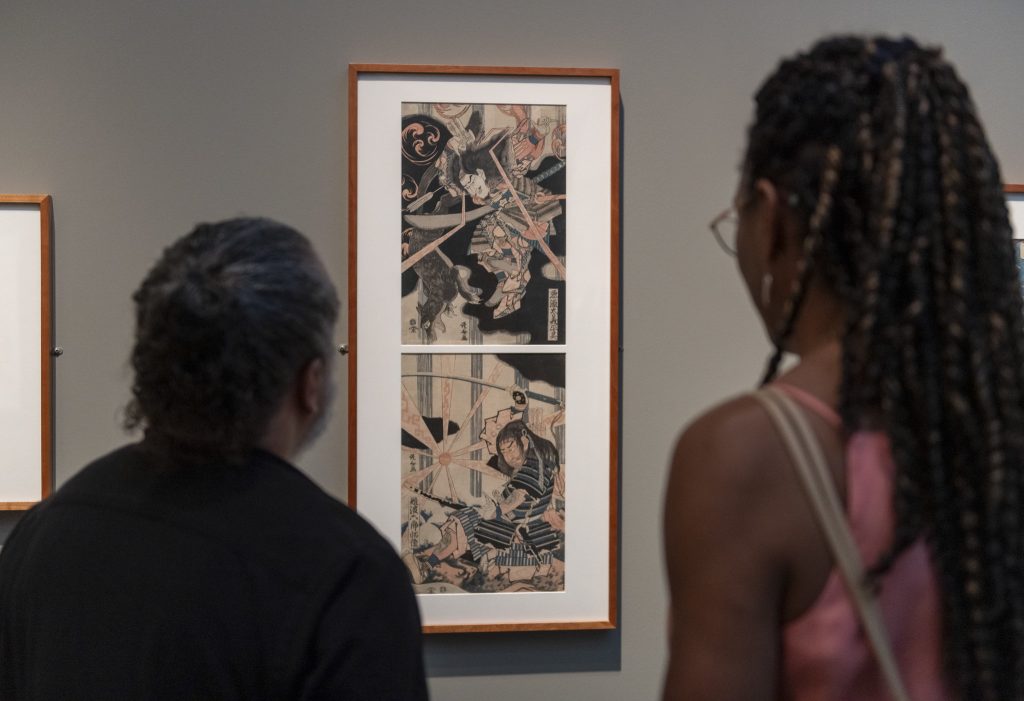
[757,145,842,385]
[745,36,1024,698]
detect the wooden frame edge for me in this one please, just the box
[40,196,54,500]
[349,64,617,79]
[0,502,40,511]
[1005,184,1024,194]
[347,67,359,508]
[425,619,616,634]
[607,68,621,630]
[346,66,621,633]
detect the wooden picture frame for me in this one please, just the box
[0,195,53,510]
[348,65,620,632]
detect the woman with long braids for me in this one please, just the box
[663,36,1023,700]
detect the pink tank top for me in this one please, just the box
[774,384,950,700]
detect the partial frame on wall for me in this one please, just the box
[1007,185,1024,286]
[0,195,53,510]
[348,65,620,632]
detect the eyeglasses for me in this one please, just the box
[709,207,738,256]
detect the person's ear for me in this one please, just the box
[298,357,326,416]
[751,178,788,261]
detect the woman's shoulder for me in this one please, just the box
[668,392,789,494]
[664,391,830,591]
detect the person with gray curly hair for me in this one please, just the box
[0,217,428,700]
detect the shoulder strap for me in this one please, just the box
[752,386,912,701]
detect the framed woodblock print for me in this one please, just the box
[348,65,620,632]
[0,195,53,510]
[1007,185,1024,290]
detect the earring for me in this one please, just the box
[761,273,774,307]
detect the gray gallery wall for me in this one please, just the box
[2,0,1023,698]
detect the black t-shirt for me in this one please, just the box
[0,442,429,700]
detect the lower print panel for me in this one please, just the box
[400,353,566,594]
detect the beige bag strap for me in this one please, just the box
[753,386,912,701]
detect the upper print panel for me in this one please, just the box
[401,103,567,345]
